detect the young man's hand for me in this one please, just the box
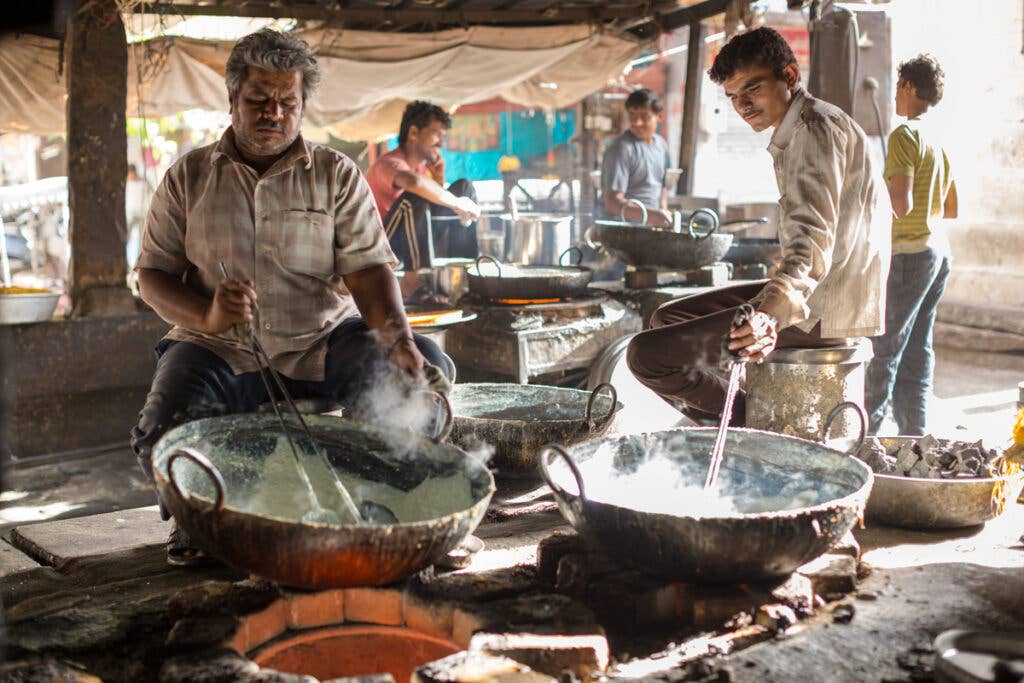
[202,280,257,335]
[453,195,481,222]
[727,310,778,363]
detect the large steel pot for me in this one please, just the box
[466,252,592,301]
[865,436,1024,529]
[587,209,733,271]
[449,383,621,473]
[501,213,574,265]
[152,413,495,589]
[538,424,873,583]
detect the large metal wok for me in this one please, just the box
[724,238,782,266]
[449,383,622,473]
[539,427,873,583]
[152,413,495,589]
[588,208,733,271]
[466,251,592,301]
[865,436,1024,529]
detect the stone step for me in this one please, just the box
[10,506,165,566]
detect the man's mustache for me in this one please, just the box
[256,119,283,130]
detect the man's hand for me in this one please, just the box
[387,336,427,380]
[453,195,481,222]
[426,154,446,183]
[202,279,257,335]
[648,209,674,228]
[727,310,779,363]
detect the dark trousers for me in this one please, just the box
[865,247,951,435]
[626,282,842,423]
[129,317,452,517]
[384,178,478,271]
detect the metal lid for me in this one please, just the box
[762,337,873,365]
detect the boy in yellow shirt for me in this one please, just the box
[866,54,958,435]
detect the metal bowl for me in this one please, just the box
[540,427,873,583]
[864,436,1024,529]
[448,382,622,472]
[152,413,495,588]
[0,289,60,324]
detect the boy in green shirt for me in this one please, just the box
[866,54,958,435]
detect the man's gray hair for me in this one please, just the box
[225,29,321,102]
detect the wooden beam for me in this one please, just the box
[677,20,706,196]
[658,0,729,32]
[134,1,664,25]
[67,0,135,316]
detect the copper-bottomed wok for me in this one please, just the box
[152,413,495,589]
[539,427,873,583]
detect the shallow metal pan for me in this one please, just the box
[466,251,592,301]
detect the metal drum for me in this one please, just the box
[745,339,873,448]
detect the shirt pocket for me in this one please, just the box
[274,209,335,278]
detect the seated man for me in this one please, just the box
[601,88,674,228]
[130,29,451,565]
[365,101,481,304]
[627,27,891,425]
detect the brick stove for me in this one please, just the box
[445,294,641,384]
[1,490,865,683]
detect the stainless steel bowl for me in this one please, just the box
[0,290,60,324]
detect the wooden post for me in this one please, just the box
[66,0,135,316]
[677,21,707,196]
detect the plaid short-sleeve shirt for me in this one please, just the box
[137,127,397,381]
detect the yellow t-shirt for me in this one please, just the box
[884,119,954,253]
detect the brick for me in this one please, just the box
[344,587,404,626]
[753,604,797,632]
[830,531,861,559]
[324,676,397,683]
[413,651,550,683]
[284,589,345,630]
[469,632,609,680]
[452,595,598,649]
[535,531,583,583]
[797,554,858,596]
[243,599,289,651]
[404,593,456,641]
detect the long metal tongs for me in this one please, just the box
[219,263,364,525]
[704,304,755,490]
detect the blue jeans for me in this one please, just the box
[865,247,951,435]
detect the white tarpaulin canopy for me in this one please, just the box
[0,26,644,140]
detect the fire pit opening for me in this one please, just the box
[251,625,460,682]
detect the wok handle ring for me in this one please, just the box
[821,401,867,456]
[474,254,502,278]
[585,382,618,428]
[167,447,226,515]
[538,444,587,503]
[687,208,721,240]
[621,198,648,225]
[426,390,454,444]
[559,246,584,267]
[583,226,603,252]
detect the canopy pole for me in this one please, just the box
[677,21,707,197]
[67,0,135,317]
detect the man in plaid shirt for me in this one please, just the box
[130,29,451,565]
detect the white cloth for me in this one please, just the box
[759,87,892,338]
[0,28,644,140]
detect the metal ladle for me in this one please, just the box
[704,304,755,490]
[218,263,385,526]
